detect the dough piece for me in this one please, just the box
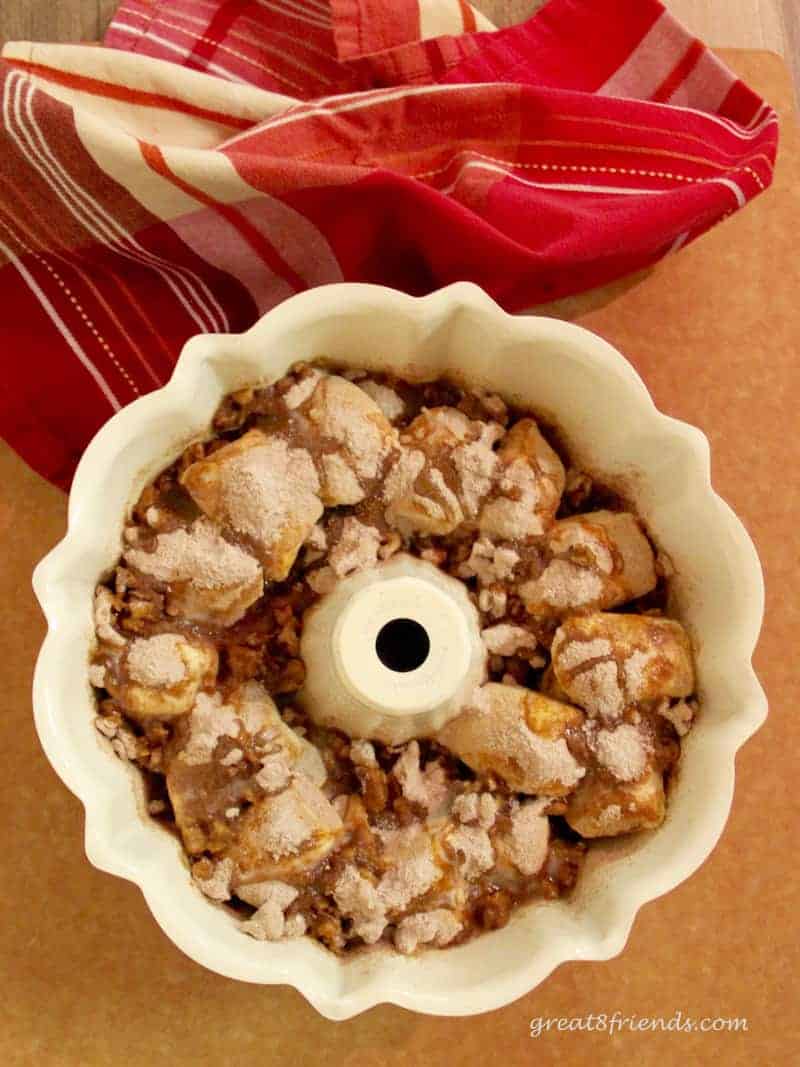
[358,380,405,422]
[592,723,651,782]
[181,429,322,581]
[551,613,695,722]
[234,680,326,786]
[332,823,447,946]
[304,375,395,505]
[377,824,445,914]
[124,518,263,626]
[478,419,565,541]
[437,684,585,795]
[493,799,550,877]
[565,767,666,837]
[386,408,502,535]
[520,511,657,616]
[166,682,325,856]
[320,452,364,506]
[229,775,344,885]
[538,664,572,704]
[105,634,218,721]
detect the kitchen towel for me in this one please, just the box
[0,0,778,488]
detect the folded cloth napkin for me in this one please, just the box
[0,0,778,489]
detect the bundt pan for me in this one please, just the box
[32,282,766,1018]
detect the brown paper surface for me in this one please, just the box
[1,50,797,1067]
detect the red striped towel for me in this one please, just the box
[0,0,778,489]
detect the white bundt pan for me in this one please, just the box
[32,282,767,1019]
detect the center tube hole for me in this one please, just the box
[375,618,431,673]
